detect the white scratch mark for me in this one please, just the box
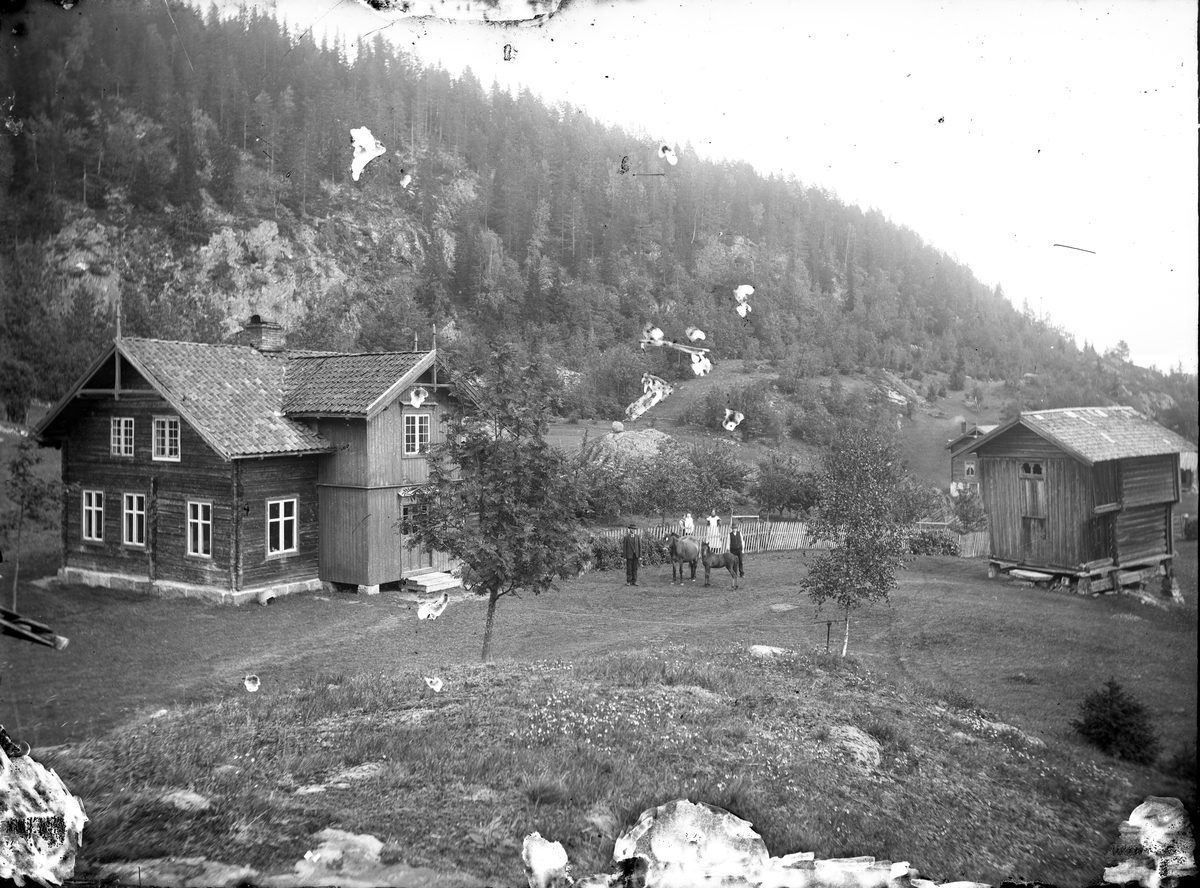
[350,126,387,181]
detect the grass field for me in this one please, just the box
[5,542,1196,886]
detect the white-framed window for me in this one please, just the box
[267,498,297,555]
[404,413,430,456]
[123,493,146,547]
[110,417,135,456]
[187,501,213,557]
[82,490,104,542]
[964,461,976,477]
[153,416,181,461]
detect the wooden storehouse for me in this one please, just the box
[945,422,996,496]
[954,406,1193,595]
[34,319,461,604]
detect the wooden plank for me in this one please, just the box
[1010,568,1055,581]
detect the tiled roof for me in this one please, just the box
[994,406,1194,464]
[282,352,432,416]
[119,339,332,459]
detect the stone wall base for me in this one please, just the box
[56,567,323,606]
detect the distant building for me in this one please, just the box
[34,317,464,604]
[1180,448,1198,494]
[946,421,996,496]
[954,406,1192,595]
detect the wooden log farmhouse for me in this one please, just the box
[945,421,997,496]
[34,317,464,604]
[951,406,1193,595]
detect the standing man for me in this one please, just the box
[623,523,642,587]
[729,521,745,579]
[705,509,721,549]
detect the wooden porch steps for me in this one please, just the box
[401,571,463,594]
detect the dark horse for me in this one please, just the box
[664,532,700,583]
[701,542,740,590]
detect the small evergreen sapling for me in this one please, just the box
[1071,679,1160,765]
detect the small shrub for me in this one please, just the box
[1071,679,1160,765]
[908,529,960,556]
[861,717,909,752]
[588,535,670,571]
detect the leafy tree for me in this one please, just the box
[635,443,694,525]
[410,346,589,662]
[752,450,818,518]
[685,441,750,511]
[0,358,37,424]
[951,487,988,532]
[1,439,60,610]
[801,430,911,656]
[567,432,639,520]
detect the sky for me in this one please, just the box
[209,0,1198,373]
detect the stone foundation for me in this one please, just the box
[55,567,323,606]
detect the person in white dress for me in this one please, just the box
[704,510,721,549]
[681,512,695,537]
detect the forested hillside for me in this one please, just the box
[1,0,1194,441]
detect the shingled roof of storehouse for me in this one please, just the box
[36,338,335,460]
[964,406,1195,466]
[282,351,436,418]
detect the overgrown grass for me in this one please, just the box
[43,644,1190,887]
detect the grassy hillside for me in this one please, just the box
[9,547,1194,886]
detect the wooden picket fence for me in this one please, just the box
[593,520,989,558]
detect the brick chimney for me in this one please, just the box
[241,314,286,352]
[961,420,968,434]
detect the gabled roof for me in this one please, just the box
[282,350,436,418]
[946,424,997,451]
[36,339,334,460]
[964,406,1194,466]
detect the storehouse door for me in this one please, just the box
[400,499,433,573]
[1019,461,1047,563]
